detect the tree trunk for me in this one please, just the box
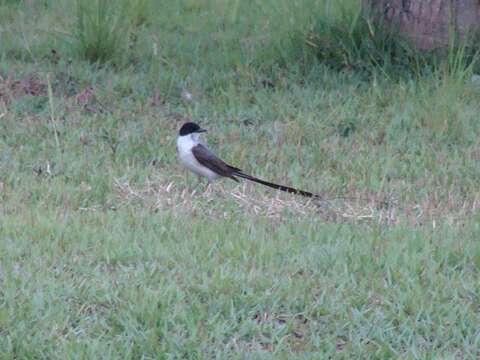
[362,0,480,50]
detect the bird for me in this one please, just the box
[176,122,318,198]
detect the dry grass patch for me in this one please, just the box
[113,176,319,220]
[112,175,391,223]
[112,175,479,226]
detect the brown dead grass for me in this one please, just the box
[112,174,479,225]
[0,73,46,104]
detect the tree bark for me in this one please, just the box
[362,0,480,50]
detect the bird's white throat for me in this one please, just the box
[177,133,199,152]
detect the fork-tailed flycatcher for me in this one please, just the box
[177,122,317,197]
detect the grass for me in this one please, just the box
[74,0,131,65]
[0,0,479,358]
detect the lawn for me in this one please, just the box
[0,0,479,358]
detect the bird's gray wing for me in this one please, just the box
[191,144,240,180]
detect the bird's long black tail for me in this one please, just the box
[232,171,317,198]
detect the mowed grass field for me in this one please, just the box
[1,0,479,358]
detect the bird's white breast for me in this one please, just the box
[176,135,220,181]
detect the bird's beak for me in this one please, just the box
[197,128,207,133]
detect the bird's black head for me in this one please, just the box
[179,122,207,136]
